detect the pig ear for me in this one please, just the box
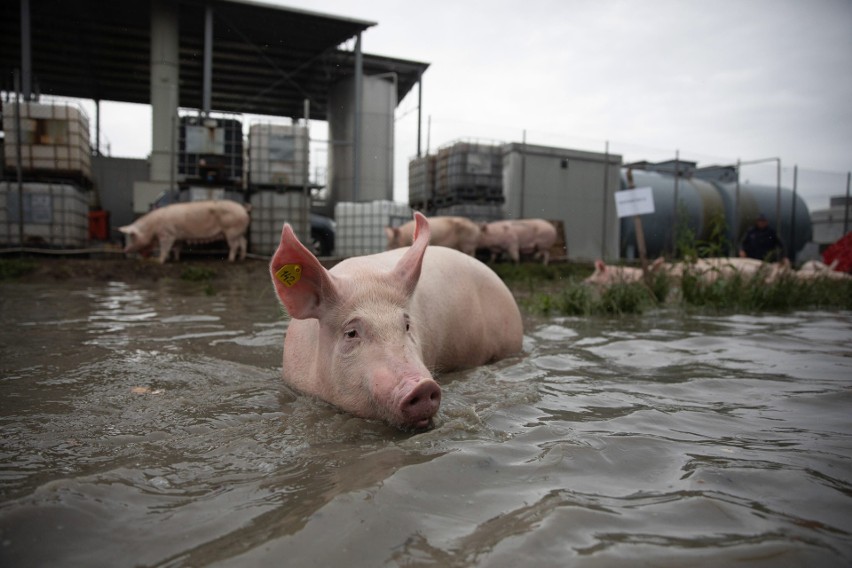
[392,212,430,297]
[594,259,607,273]
[270,223,338,320]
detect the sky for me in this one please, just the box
[89,0,852,210]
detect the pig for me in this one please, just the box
[509,219,558,265]
[796,259,850,281]
[385,215,481,256]
[119,200,250,264]
[584,259,656,286]
[651,257,791,284]
[478,220,520,263]
[271,212,524,430]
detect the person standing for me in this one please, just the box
[739,213,784,261]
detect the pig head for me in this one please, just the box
[271,212,523,430]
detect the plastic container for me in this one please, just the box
[248,190,309,256]
[248,123,308,188]
[335,200,412,257]
[178,116,244,184]
[0,181,89,247]
[2,102,92,183]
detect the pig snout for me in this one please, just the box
[399,378,441,430]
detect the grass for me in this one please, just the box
[0,259,38,280]
[509,261,852,317]
[179,265,217,295]
[681,269,852,312]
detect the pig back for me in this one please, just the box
[155,200,249,240]
[511,219,556,252]
[406,246,523,370]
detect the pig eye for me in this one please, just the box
[344,329,358,339]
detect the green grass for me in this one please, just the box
[505,262,852,317]
[524,279,659,317]
[179,265,217,295]
[0,259,38,280]
[180,265,217,282]
[681,270,852,312]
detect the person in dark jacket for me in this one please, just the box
[739,213,784,261]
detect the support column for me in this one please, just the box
[202,4,213,115]
[20,0,32,100]
[353,32,363,202]
[150,0,179,184]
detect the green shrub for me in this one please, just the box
[0,259,37,280]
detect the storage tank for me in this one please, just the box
[248,190,309,256]
[434,141,503,205]
[327,74,396,204]
[248,123,308,188]
[178,115,243,185]
[619,169,812,259]
[408,154,436,210]
[1,181,89,247]
[2,102,92,184]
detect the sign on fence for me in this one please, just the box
[614,187,655,218]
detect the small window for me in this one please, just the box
[560,158,569,169]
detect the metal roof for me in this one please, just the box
[0,0,429,120]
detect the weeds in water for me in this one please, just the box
[516,263,851,317]
[525,279,657,316]
[0,259,38,280]
[180,265,217,295]
[180,266,217,282]
[682,270,852,312]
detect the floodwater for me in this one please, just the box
[1,267,851,567]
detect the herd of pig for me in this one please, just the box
[118,200,848,431]
[585,256,850,288]
[118,200,558,265]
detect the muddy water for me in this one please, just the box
[1,269,851,567]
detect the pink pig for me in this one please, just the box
[478,220,521,263]
[385,215,481,256]
[584,259,648,286]
[509,219,558,265]
[271,212,524,429]
[119,200,250,263]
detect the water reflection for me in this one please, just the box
[1,277,851,567]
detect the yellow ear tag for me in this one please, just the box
[275,263,302,287]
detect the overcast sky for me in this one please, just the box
[95,0,852,209]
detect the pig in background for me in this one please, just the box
[273,212,524,430]
[794,259,851,281]
[584,257,791,287]
[479,219,559,265]
[119,200,251,264]
[385,215,481,256]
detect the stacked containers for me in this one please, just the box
[335,201,412,257]
[2,102,92,184]
[248,190,309,256]
[178,116,243,185]
[435,141,503,206]
[248,123,308,188]
[0,181,88,247]
[408,155,436,210]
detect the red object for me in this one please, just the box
[822,231,852,273]
[88,209,110,241]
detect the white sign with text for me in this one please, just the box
[614,187,655,218]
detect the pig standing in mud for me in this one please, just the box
[119,200,250,263]
[272,212,524,429]
[385,215,481,256]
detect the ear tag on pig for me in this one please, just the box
[275,264,302,287]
